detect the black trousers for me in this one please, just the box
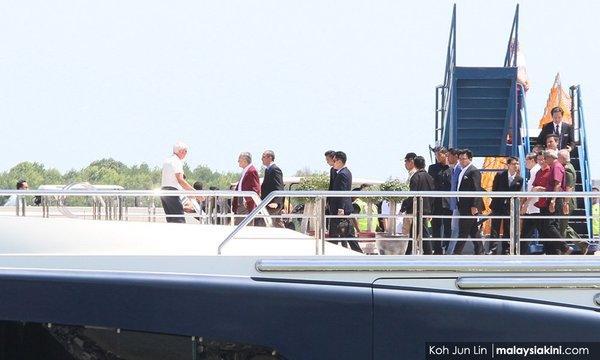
[409,213,439,255]
[489,213,511,254]
[540,202,569,254]
[454,212,484,255]
[431,208,452,252]
[520,213,542,254]
[160,186,185,223]
[329,217,362,253]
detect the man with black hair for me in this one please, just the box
[324,150,336,219]
[428,146,452,252]
[403,156,438,254]
[545,133,559,151]
[401,152,418,250]
[446,148,462,254]
[261,149,285,228]
[328,151,361,253]
[537,106,575,151]
[324,150,336,190]
[454,149,485,255]
[489,156,523,254]
[3,179,29,207]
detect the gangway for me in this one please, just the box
[434,4,595,251]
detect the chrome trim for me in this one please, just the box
[594,294,600,306]
[255,258,600,272]
[456,277,600,289]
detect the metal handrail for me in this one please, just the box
[0,189,266,223]
[571,84,593,239]
[516,83,530,182]
[3,189,599,255]
[436,4,456,147]
[217,190,600,255]
[503,5,519,68]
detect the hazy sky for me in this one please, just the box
[1,0,598,181]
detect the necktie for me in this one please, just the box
[555,124,559,135]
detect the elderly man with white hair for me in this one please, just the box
[161,141,194,223]
[535,149,573,254]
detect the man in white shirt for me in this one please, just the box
[519,152,542,253]
[161,141,194,223]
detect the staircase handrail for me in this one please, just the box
[503,5,520,68]
[437,4,457,147]
[516,83,530,183]
[571,85,593,238]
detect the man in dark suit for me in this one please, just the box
[488,156,523,254]
[260,150,285,227]
[328,151,361,252]
[233,152,261,225]
[324,150,336,220]
[324,150,336,190]
[454,149,485,255]
[537,106,575,151]
[428,146,452,252]
[402,156,438,254]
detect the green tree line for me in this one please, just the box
[0,159,242,192]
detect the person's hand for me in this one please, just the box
[470,207,478,216]
[562,202,569,215]
[268,203,278,209]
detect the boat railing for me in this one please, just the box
[1,189,598,256]
[0,188,265,225]
[220,190,600,255]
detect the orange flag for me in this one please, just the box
[538,73,572,127]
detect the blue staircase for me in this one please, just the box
[435,5,523,159]
[450,67,517,157]
[569,85,595,245]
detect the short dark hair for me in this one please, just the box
[551,106,564,115]
[507,156,519,164]
[545,133,559,142]
[459,149,473,159]
[16,179,27,190]
[404,152,417,161]
[448,148,460,156]
[414,156,426,169]
[193,181,203,190]
[324,150,335,158]
[334,151,347,164]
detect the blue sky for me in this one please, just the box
[1,0,598,181]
